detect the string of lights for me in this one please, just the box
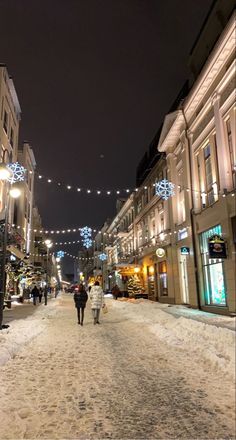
[29,251,94,260]
[10,224,118,237]
[33,170,236,198]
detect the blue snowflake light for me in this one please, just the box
[7,162,26,184]
[155,179,175,200]
[99,253,107,261]
[57,250,65,259]
[80,226,92,238]
[84,238,93,249]
[80,226,93,248]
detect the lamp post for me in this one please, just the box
[0,155,23,329]
[44,239,53,289]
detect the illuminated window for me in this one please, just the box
[200,225,226,306]
[3,111,8,133]
[226,119,235,186]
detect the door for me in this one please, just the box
[179,254,189,304]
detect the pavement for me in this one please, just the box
[3,298,51,325]
[0,294,234,440]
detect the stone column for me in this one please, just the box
[212,92,233,191]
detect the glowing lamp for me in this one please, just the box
[149,266,154,274]
[0,163,12,180]
[134,266,140,273]
[156,248,165,258]
[9,187,21,198]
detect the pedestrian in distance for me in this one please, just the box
[74,284,88,326]
[38,288,43,303]
[89,281,104,325]
[111,284,120,300]
[31,285,39,306]
[44,286,48,306]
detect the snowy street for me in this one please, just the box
[0,294,235,440]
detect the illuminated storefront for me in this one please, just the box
[200,225,227,306]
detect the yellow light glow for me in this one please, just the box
[149,266,154,274]
[134,267,140,273]
[156,248,165,258]
[0,164,11,180]
[9,187,21,198]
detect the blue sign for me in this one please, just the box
[180,247,190,255]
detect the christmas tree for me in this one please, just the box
[127,275,143,297]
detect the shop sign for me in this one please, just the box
[208,235,227,259]
[180,246,190,255]
[156,248,165,258]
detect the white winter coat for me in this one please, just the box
[89,285,104,309]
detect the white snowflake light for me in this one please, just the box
[80,226,92,248]
[155,179,175,200]
[80,226,92,238]
[7,162,26,184]
[99,253,107,261]
[83,238,93,249]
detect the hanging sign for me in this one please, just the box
[208,235,227,259]
[180,246,190,255]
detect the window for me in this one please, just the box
[10,128,14,147]
[3,111,8,133]
[158,261,168,296]
[226,119,235,186]
[204,144,215,206]
[200,225,226,306]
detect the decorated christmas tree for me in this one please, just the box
[127,275,143,297]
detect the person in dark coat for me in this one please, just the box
[38,288,43,303]
[32,286,39,306]
[44,286,48,305]
[74,284,88,326]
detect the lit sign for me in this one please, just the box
[208,235,227,259]
[180,247,190,255]
[156,248,165,258]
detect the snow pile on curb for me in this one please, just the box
[111,299,236,380]
[0,298,60,367]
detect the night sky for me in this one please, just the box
[0,0,213,273]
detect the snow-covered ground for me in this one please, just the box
[0,294,235,439]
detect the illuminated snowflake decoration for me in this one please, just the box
[84,238,93,249]
[57,250,65,259]
[80,226,92,238]
[7,162,26,184]
[80,226,92,248]
[99,253,107,261]
[155,179,175,200]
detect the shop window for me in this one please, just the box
[147,265,155,298]
[200,225,226,306]
[158,261,168,296]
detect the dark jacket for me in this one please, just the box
[32,286,39,298]
[74,290,88,308]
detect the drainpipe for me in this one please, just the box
[181,106,201,310]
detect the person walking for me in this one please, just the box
[74,284,88,326]
[44,286,48,306]
[38,288,43,303]
[32,285,39,306]
[89,281,104,325]
[112,284,120,300]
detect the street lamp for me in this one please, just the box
[44,239,53,290]
[0,155,24,330]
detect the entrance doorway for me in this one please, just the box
[179,254,189,304]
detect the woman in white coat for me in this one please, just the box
[89,281,104,324]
